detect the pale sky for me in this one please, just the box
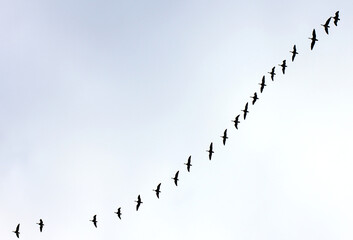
[1,1,353,239]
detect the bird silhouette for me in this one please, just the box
[232,115,240,129]
[333,11,340,26]
[309,29,318,50]
[184,156,192,172]
[321,17,332,34]
[172,171,179,186]
[242,102,249,120]
[290,45,298,62]
[268,67,276,81]
[153,183,161,198]
[114,207,122,219]
[37,219,44,232]
[207,142,214,160]
[13,224,20,238]
[90,215,97,228]
[221,129,228,145]
[135,195,143,211]
[279,60,287,74]
[259,76,266,93]
[251,92,258,105]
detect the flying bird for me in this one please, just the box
[268,67,276,81]
[333,11,340,26]
[290,45,298,62]
[207,142,214,160]
[221,129,228,145]
[135,195,143,211]
[13,224,20,238]
[114,207,122,219]
[153,183,161,198]
[309,29,318,50]
[90,215,97,228]
[37,219,44,232]
[279,60,287,74]
[321,17,332,34]
[184,156,192,172]
[242,102,249,120]
[172,171,179,186]
[251,92,258,105]
[232,115,240,129]
[259,76,266,93]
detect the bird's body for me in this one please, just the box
[321,17,332,34]
[221,129,228,145]
[114,207,122,219]
[13,224,20,238]
[268,67,276,81]
[333,11,340,26]
[309,29,318,50]
[90,215,97,228]
[259,76,266,93]
[207,142,214,160]
[135,195,143,211]
[153,183,161,198]
[37,219,44,232]
[290,45,298,62]
[279,60,287,74]
[251,92,258,105]
[232,115,240,129]
[242,102,249,120]
[184,156,192,172]
[172,171,179,186]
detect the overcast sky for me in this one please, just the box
[1,1,353,239]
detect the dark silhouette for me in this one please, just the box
[333,11,340,26]
[279,60,287,74]
[90,215,97,228]
[37,219,44,232]
[251,92,258,105]
[309,29,318,50]
[221,129,228,145]
[184,156,192,172]
[268,67,276,81]
[242,102,249,120]
[153,183,161,198]
[232,115,240,129]
[259,76,266,93]
[172,171,179,186]
[114,207,122,219]
[13,224,20,238]
[321,17,332,34]
[290,45,298,62]
[135,195,143,211]
[207,142,214,160]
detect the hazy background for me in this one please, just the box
[1,0,353,239]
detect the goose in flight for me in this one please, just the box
[321,17,332,34]
[37,219,44,232]
[268,67,276,81]
[279,60,287,74]
[333,11,340,26]
[135,195,143,211]
[153,183,161,198]
[251,92,258,105]
[309,29,318,50]
[114,207,122,219]
[242,102,249,120]
[207,142,214,160]
[259,76,266,93]
[221,129,228,145]
[90,215,97,228]
[232,115,240,129]
[290,45,298,62]
[172,171,179,186]
[184,156,192,172]
[13,224,20,238]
